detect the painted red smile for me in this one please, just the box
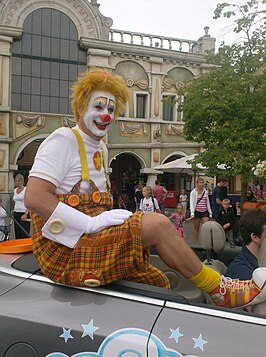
[94,114,112,130]
[94,121,109,130]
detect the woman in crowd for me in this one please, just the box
[13,174,30,239]
[190,178,212,244]
[179,189,188,216]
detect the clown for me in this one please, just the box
[25,69,266,308]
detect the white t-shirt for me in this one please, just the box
[0,206,6,226]
[179,194,187,204]
[179,193,187,210]
[13,187,27,212]
[29,126,110,248]
[29,126,108,193]
[139,197,159,213]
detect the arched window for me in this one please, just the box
[11,8,87,114]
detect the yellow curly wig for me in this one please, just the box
[71,68,131,121]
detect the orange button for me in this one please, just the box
[67,194,80,207]
[91,191,101,204]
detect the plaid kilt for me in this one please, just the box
[31,192,169,289]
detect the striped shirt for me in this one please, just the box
[196,192,208,212]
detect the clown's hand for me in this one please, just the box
[85,209,133,234]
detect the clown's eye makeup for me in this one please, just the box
[107,99,116,114]
[93,97,107,110]
[107,105,115,114]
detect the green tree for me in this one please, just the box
[177,0,266,201]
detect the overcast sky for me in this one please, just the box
[97,0,255,49]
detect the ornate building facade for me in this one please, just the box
[0,0,216,206]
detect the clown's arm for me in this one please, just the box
[25,128,132,249]
[25,177,132,248]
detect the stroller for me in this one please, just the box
[0,224,11,242]
[0,204,31,241]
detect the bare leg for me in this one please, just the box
[141,213,202,279]
[201,217,209,224]
[141,213,266,309]
[193,218,201,244]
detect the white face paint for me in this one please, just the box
[81,91,116,140]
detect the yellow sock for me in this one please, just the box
[189,263,221,293]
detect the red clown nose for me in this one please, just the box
[100,114,111,123]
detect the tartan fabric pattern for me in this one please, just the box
[31,192,169,289]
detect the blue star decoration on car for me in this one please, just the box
[81,318,99,340]
[192,333,208,351]
[59,328,73,343]
[169,327,184,343]
[53,325,209,356]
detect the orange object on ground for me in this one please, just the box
[242,201,266,210]
[0,238,33,254]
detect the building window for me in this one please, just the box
[11,8,87,115]
[162,95,176,121]
[134,93,149,119]
[118,101,130,118]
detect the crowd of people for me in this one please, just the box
[113,176,264,252]
[2,168,265,251]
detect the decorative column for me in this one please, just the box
[0,34,12,202]
[140,169,162,188]
[0,26,22,207]
[147,57,165,185]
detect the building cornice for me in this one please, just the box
[80,37,208,65]
[0,24,23,38]
[107,143,203,149]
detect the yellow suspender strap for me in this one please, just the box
[100,144,109,190]
[72,129,90,182]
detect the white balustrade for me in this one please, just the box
[109,29,198,53]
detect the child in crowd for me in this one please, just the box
[179,189,188,216]
[233,201,243,246]
[134,182,144,212]
[217,198,236,248]
[139,186,161,213]
[117,193,127,210]
[0,196,6,226]
[169,203,191,239]
[255,184,263,200]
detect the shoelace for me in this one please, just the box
[219,276,254,296]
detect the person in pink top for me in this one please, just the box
[169,203,191,239]
[152,180,167,214]
[190,178,212,245]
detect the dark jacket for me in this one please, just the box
[135,190,143,204]
[216,206,236,231]
[225,245,258,280]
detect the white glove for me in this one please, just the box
[42,202,133,248]
[85,209,133,234]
